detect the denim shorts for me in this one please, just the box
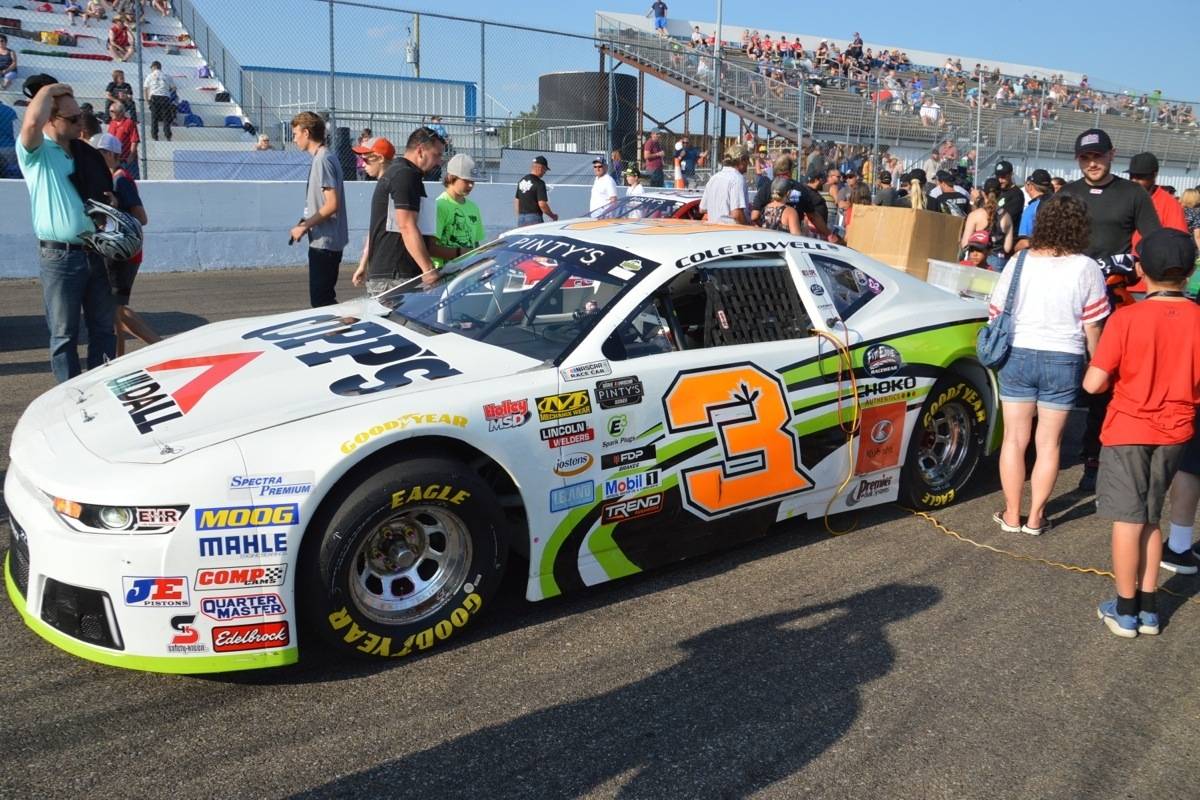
[997,347,1085,411]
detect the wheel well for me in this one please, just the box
[304,436,530,560]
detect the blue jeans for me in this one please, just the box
[998,347,1085,411]
[308,247,343,307]
[516,213,544,227]
[39,245,116,383]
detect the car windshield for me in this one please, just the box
[378,236,653,363]
[590,195,688,219]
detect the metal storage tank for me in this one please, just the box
[538,71,637,158]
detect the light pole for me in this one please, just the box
[710,0,723,170]
[974,66,983,187]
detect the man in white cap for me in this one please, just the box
[434,153,486,267]
[589,156,618,213]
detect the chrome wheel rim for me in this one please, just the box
[915,401,973,489]
[349,505,473,626]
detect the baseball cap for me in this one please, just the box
[532,155,550,170]
[934,169,954,184]
[757,144,768,153]
[1136,229,1198,281]
[878,171,891,184]
[994,160,1014,176]
[724,143,751,162]
[445,153,475,179]
[591,157,607,167]
[1074,128,1113,156]
[90,132,123,154]
[22,72,58,99]
[966,231,991,250]
[623,164,642,177]
[1026,168,1053,187]
[350,136,395,160]
[1127,152,1160,177]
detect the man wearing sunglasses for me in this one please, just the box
[17,81,116,381]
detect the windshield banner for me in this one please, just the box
[502,235,659,281]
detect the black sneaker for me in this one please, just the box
[1078,459,1099,493]
[1163,546,1200,575]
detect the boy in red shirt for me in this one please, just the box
[1083,229,1200,637]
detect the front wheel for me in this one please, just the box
[899,373,990,510]
[301,457,509,660]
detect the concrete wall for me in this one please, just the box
[0,180,592,278]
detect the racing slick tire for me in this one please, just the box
[899,373,989,511]
[301,457,509,660]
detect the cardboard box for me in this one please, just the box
[846,205,964,281]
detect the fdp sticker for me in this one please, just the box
[663,363,812,517]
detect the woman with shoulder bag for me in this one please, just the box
[987,193,1108,535]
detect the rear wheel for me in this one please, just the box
[900,374,990,510]
[301,457,509,660]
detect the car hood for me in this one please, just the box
[63,303,542,464]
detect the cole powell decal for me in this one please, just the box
[242,314,461,397]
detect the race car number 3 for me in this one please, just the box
[663,363,812,517]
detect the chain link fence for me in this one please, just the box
[0,0,618,182]
[2,0,1198,185]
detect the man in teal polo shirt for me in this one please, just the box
[17,81,116,382]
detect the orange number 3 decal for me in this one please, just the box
[663,363,812,517]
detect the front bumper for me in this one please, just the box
[5,452,299,674]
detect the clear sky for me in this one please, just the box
[193,0,1197,107]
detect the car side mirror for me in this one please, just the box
[601,332,626,362]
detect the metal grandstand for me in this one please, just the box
[594,11,1200,177]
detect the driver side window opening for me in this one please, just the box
[608,255,814,359]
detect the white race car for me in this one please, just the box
[5,218,998,673]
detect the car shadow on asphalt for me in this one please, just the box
[291,582,942,800]
[207,504,916,687]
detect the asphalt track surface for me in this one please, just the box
[1,266,1198,800]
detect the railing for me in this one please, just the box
[597,14,817,141]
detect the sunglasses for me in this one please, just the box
[55,113,83,125]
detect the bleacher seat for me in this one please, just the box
[0,0,255,178]
[223,115,241,128]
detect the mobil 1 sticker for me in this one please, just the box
[595,376,644,409]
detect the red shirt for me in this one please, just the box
[1091,299,1200,445]
[1132,186,1188,253]
[107,116,139,160]
[110,24,130,47]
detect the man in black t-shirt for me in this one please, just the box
[993,160,1024,232]
[515,155,557,226]
[105,68,136,121]
[874,171,897,206]
[1060,130,1160,260]
[748,155,837,241]
[352,128,447,294]
[1060,127,1161,491]
[929,170,971,216]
